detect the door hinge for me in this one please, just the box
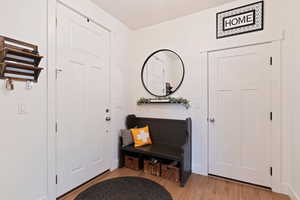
[56,175,58,184]
[270,167,273,176]
[55,121,58,133]
[55,17,58,27]
[55,69,58,80]
[270,57,273,66]
[270,112,273,121]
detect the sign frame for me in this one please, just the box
[216,1,264,39]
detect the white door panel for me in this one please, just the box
[209,44,272,187]
[56,3,110,196]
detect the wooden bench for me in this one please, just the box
[119,115,192,187]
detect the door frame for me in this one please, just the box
[200,41,282,193]
[47,1,113,199]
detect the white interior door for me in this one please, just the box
[56,3,111,196]
[208,44,273,187]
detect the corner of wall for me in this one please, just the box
[284,184,300,200]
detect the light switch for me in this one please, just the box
[18,104,27,115]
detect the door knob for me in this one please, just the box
[105,117,111,121]
[209,118,215,123]
[56,68,63,74]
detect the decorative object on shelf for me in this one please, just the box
[216,1,264,39]
[137,97,191,109]
[0,35,44,90]
[141,49,185,97]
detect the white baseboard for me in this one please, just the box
[281,183,292,195]
[192,163,207,176]
[283,184,300,200]
[110,159,119,171]
[36,195,47,200]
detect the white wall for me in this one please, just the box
[281,0,300,199]
[0,1,48,200]
[128,0,291,193]
[1,0,130,200]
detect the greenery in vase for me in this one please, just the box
[137,97,191,109]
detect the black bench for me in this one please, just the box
[119,115,192,187]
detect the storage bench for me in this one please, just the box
[119,115,192,187]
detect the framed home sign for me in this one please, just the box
[216,1,264,39]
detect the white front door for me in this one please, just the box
[56,3,111,196]
[208,44,273,187]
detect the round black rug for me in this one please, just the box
[75,176,173,200]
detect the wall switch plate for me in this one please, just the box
[18,103,27,115]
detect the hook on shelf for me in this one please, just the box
[5,79,14,91]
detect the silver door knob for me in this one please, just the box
[209,118,215,123]
[56,68,63,73]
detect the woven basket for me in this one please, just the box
[161,164,180,183]
[124,155,141,170]
[144,160,161,176]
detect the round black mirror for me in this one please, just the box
[141,49,185,97]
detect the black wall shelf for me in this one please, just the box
[137,97,191,109]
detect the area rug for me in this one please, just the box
[75,176,173,200]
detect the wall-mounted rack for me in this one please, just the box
[0,36,43,83]
[0,62,42,82]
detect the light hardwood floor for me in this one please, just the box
[59,168,290,200]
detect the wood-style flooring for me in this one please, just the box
[59,168,290,200]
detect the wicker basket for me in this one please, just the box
[144,160,161,176]
[161,164,180,183]
[124,155,141,170]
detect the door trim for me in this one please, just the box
[47,1,113,199]
[201,41,282,193]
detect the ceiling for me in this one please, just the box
[91,0,236,30]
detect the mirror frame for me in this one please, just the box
[141,49,185,97]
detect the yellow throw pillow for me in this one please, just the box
[130,126,152,147]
